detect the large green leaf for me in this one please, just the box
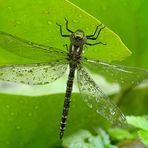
[0,93,109,148]
[0,0,130,65]
[138,130,148,146]
[127,116,148,131]
[126,116,148,146]
[63,129,117,148]
[70,0,148,68]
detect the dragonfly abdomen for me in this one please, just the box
[60,65,76,139]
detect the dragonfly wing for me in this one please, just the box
[82,58,148,90]
[0,60,68,85]
[0,31,67,61]
[77,65,127,127]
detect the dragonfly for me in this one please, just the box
[0,18,148,139]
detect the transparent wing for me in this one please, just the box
[77,65,127,127]
[82,58,148,90]
[0,60,68,85]
[0,31,67,61]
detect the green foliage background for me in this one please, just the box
[0,0,148,147]
[71,0,148,68]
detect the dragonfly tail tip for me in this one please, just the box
[60,131,64,139]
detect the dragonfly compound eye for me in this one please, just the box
[74,29,85,38]
[70,30,87,46]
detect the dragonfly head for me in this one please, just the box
[70,29,87,46]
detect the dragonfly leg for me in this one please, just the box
[86,42,106,46]
[86,24,102,38]
[87,26,105,40]
[63,44,69,51]
[56,22,70,37]
[64,18,74,33]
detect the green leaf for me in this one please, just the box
[126,116,148,147]
[0,0,131,65]
[70,0,148,68]
[63,130,97,148]
[108,128,134,140]
[126,116,148,131]
[62,129,117,148]
[0,93,109,148]
[138,130,148,146]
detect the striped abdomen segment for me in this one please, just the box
[60,64,76,139]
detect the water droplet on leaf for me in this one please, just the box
[16,21,21,25]
[78,14,82,18]
[103,5,107,10]
[10,112,15,116]
[6,105,10,109]
[72,19,79,23]
[28,112,33,117]
[16,126,21,130]
[8,6,12,10]
[47,21,52,25]
[34,105,39,110]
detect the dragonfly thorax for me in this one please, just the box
[70,29,87,46]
